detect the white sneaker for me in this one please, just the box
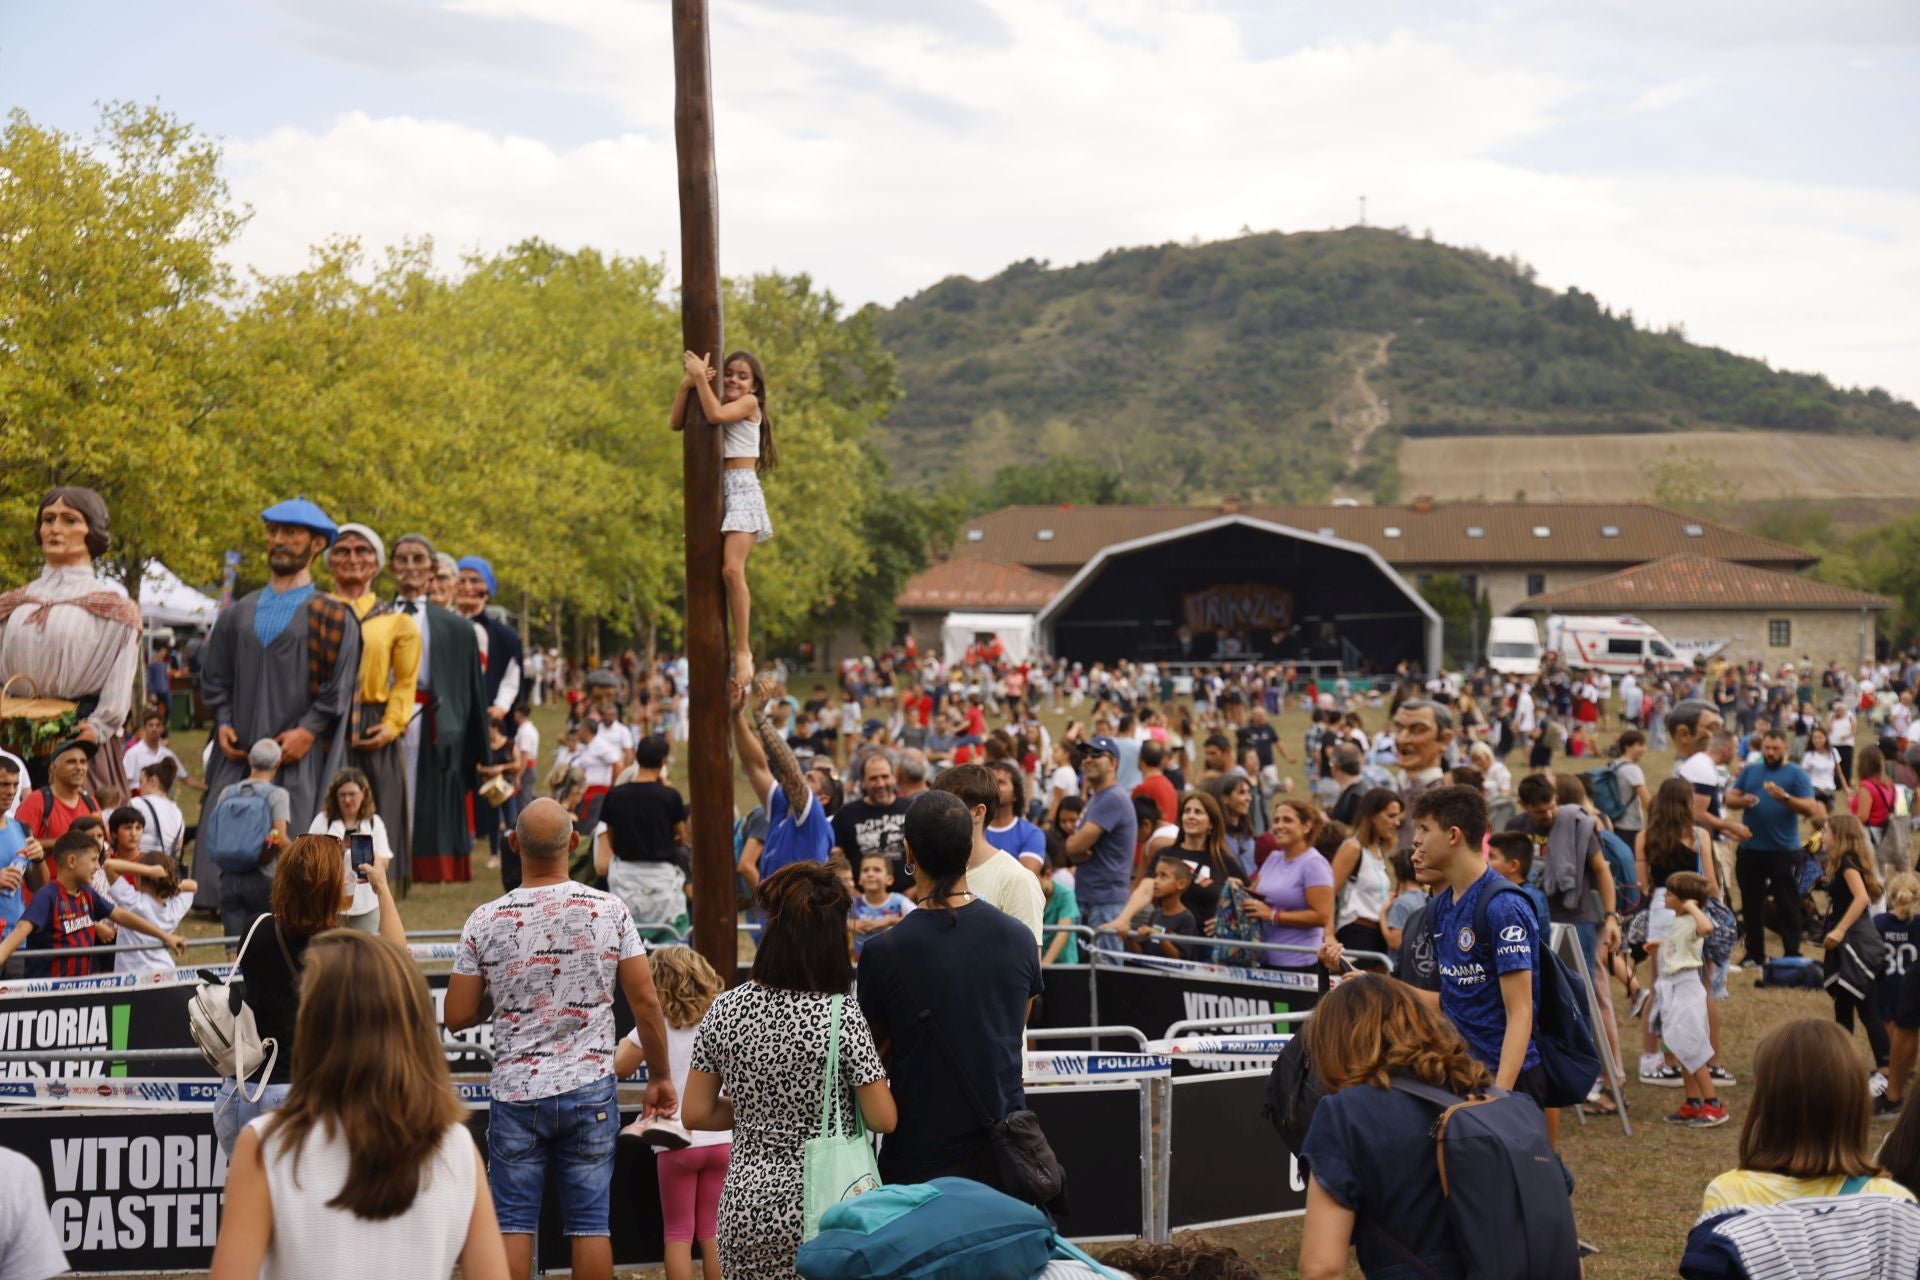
[1641,1064,1687,1088]
[619,1117,691,1151]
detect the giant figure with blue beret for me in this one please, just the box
[193,498,360,913]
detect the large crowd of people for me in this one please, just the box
[14,476,1920,1276]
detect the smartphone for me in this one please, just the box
[349,833,376,875]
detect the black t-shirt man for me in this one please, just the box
[832,797,914,891]
[598,780,688,862]
[1238,722,1279,769]
[857,901,1043,1183]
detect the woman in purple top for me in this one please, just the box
[1248,798,1334,969]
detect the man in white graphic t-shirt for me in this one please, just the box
[447,798,675,1280]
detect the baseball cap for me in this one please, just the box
[1085,735,1121,759]
[48,736,98,762]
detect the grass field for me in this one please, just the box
[1400,429,1920,528]
[143,695,1849,1278]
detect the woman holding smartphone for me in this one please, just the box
[309,768,395,933]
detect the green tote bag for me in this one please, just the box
[802,994,883,1241]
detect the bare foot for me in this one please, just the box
[734,650,755,688]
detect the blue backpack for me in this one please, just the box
[1385,1077,1582,1280]
[1583,763,1629,822]
[1597,829,1639,913]
[1435,879,1603,1110]
[200,783,276,874]
[795,1179,1115,1280]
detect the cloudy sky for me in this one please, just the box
[7,1,1917,398]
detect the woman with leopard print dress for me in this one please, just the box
[684,862,896,1279]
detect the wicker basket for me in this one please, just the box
[0,675,79,756]
[479,773,516,808]
[0,675,77,723]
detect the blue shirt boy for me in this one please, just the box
[1431,867,1541,1073]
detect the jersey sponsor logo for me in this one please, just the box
[1438,961,1489,986]
[1499,924,1528,944]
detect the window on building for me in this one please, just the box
[1416,574,1432,590]
[1526,573,1546,596]
[1460,574,1478,598]
[965,529,984,542]
[1769,619,1791,647]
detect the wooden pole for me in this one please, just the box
[674,0,736,982]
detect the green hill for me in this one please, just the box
[866,227,1920,501]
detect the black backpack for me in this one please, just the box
[1383,1076,1581,1280]
[1262,1025,1325,1157]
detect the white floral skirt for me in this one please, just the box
[721,469,773,542]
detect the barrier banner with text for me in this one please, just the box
[0,974,494,1078]
[1088,953,1321,1070]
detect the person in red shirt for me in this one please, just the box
[14,739,101,892]
[1132,740,1179,824]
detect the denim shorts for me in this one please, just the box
[487,1074,619,1236]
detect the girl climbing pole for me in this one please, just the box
[672,348,776,687]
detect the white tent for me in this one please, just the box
[941,611,1036,666]
[139,562,218,629]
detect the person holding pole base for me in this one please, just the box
[670,348,776,687]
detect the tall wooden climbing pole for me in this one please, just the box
[672,0,736,981]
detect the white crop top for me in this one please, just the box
[723,415,761,459]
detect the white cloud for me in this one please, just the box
[215,0,1920,399]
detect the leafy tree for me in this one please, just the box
[0,103,249,592]
[1420,574,1479,666]
[984,457,1143,508]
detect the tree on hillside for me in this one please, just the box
[0,103,248,592]
[985,457,1142,508]
[1641,445,1741,521]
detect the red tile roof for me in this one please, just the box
[1514,555,1890,612]
[897,558,1066,611]
[955,502,1818,571]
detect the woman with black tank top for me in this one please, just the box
[213,834,408,1155]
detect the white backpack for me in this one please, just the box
[187,914,283,1107]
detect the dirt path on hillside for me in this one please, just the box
[1335,331,1395,472]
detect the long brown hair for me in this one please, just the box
[1738,1018,1879,1178]
[1305,973,1491,1096]
[1824,814,1884,904]
[723,349,777,473]
[264,932,466,1220]
[1642,777,1702,883]
[1176,789,1229,867]
[272,835,347,940]
[1204,774,1254,838]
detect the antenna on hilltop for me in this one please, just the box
[1358,195,1367,227]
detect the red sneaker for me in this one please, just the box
[1690,1102,1730,1128]
[1664,1101,1703,1124]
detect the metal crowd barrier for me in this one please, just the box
[1022,1025,1164,1242]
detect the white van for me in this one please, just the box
[1544,614,1689,675]
[1486,618,1544,676]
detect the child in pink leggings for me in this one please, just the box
[617,948,731,1280]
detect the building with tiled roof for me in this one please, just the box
[1508,554,1887,666]
[878,499,1868,671]
[896,558,1064,612]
